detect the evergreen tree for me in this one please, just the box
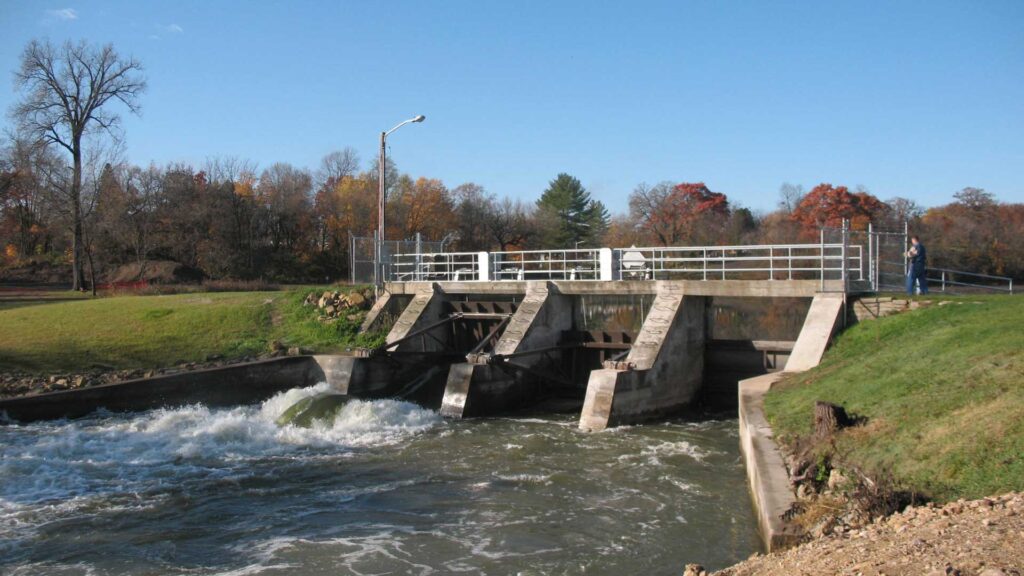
[535,173,609,248]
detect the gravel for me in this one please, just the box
[712,493,1023,576]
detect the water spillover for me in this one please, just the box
[0,383,760,575]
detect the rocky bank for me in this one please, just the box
[697,492,1023,576]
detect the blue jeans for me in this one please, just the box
[906,267,929,295]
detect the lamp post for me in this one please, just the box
[376,114,426,288]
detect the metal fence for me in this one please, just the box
[864,224,1015,294]
[350,233,445,285]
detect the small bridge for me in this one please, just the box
[328,241,882,431]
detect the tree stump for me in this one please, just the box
[814,401,852,438]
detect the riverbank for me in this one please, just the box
[709,295,1024,574]
[767,294,1023,502]
[713,492,1024,575]
[0,287,379,397]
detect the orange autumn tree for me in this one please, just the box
[790,183,884,239]
[397,177,456,240]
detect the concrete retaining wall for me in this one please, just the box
[738,373,802,551]
[738,290,845,552]
[0,355,354,423]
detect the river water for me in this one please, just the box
[1,384,760,575]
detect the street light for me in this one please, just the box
[376,114,426,288]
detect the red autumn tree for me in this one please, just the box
[791,183,884,238]
[629,181,730,246]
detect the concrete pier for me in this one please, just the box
[578,283,706,431]
[441,282,573,418]
[785,293,845,372]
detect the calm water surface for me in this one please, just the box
[1,384,759,575]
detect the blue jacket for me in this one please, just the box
[910,243,927,271]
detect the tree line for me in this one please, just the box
[1,39,1022,286]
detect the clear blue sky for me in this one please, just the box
[1,0,1022,212]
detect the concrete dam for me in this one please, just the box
[326,278,844,431]
[0,242,862,425]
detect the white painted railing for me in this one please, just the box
[490,249,607,281]
[389,243,866,285]
[391,251,487,282]
[614,244,862,282]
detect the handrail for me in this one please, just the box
[389,242,865,284]
[878,260,1014,294]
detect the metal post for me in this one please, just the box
[841,219,849,293]
[372,229,379,288]
[819,228,825,291]
[415,232,422,281]
[904,220,910,276]
[377,131,386,288]
[788,246,792,280]
[867,222,874,291]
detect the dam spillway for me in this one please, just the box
[338,279,845,431]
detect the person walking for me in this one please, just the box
[906,235,929,295]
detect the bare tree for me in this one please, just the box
[778,182,805,213]
[11,39,146,290]
[316,148,360,190]
[204,156,258,186]
[485,198,535,250]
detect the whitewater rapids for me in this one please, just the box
[0,384,759,575]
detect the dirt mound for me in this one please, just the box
[711,493,1023,576]
[105,260,204,284]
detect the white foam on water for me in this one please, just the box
[494,473,552,484]
[0,384,440,511]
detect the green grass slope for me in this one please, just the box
[765,296,1024,502]
[0,288,377,372]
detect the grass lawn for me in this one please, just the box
[765,295,1024,502]
[0,287,381,373]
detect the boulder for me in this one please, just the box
[347,292,367,309]
[828,468,849,491]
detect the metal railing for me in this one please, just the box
[878,261,1014,294]
[392,252,483,282]
[614,244,862,282]
[928,267,1014,294]
[490,249,603,281]
[388,243,869,286]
